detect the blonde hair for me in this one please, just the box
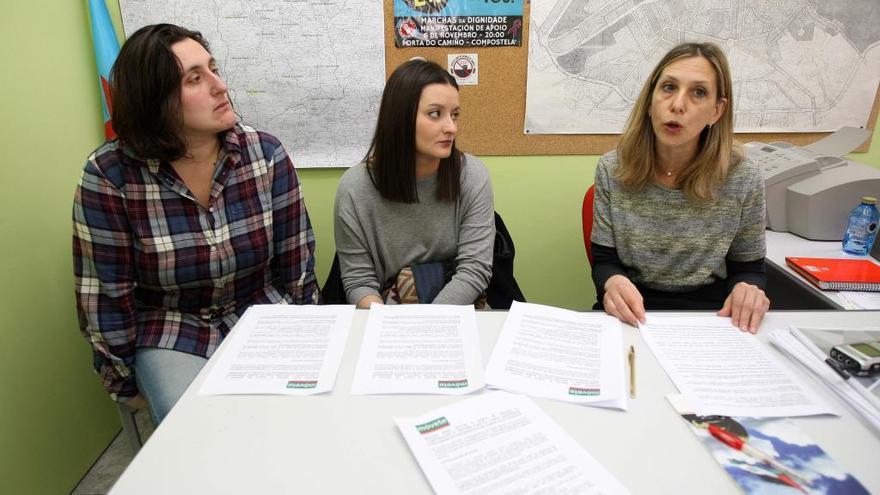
[616,42,742,201]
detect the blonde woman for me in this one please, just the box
[591,42,769,332]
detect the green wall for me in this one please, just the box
[2,2,120,494]
[3,1,880,493]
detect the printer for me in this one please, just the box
[744,128,880,241]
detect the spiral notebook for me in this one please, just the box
[785,256,880,291]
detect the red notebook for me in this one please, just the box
[785,256,880,291]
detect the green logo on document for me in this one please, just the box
[438,379,468,388]
[286,380,318,389]
[416,417,450,434]
[568,386,600,396]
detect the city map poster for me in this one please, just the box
[525,0,880,134]
[394,0,524,48]
[120,0,385,168]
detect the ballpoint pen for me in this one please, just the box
[628,345,636,399]
[699,422,809,488]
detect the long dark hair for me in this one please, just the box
[110,23,211,162]
[366,59,462,203]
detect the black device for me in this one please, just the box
[830,341,880,376]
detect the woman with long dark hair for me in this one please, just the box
[334,59,495,308]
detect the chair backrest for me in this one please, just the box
[486,211,526,309]
[321,254,348,304]
[582,184,595,266]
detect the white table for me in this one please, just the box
[764,230,880,309]
[111,310,880,494]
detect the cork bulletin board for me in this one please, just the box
[383,1,878,156]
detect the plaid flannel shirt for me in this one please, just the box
[73,124,319,401]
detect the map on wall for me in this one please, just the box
[120,0,386,168]
[524,0,880,134]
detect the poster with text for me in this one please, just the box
[394,0,524,48]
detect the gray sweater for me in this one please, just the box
[591,150,766,291]
[333,154,495,305]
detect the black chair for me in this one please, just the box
[321,253,347,305]
[321,211,526,308]
[487,211,526,309]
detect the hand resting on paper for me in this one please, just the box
[356,294,383,309]
[718,282,770,334]
[602,274,646,327]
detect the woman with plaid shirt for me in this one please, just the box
[73,24,319,423]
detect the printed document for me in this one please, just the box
[839,291,880,310]
[770,327,878,433]
[198,305,354,395]
[395,391,631,495]
[485,301,626,409]
[641,316,834,417]
[350,304,484,395]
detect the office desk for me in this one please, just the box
[765,230,856,309]
[111,310,880,494]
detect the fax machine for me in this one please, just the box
[745,140,880,241]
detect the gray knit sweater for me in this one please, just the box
[333,154,495,304]
[591,150,766,291]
